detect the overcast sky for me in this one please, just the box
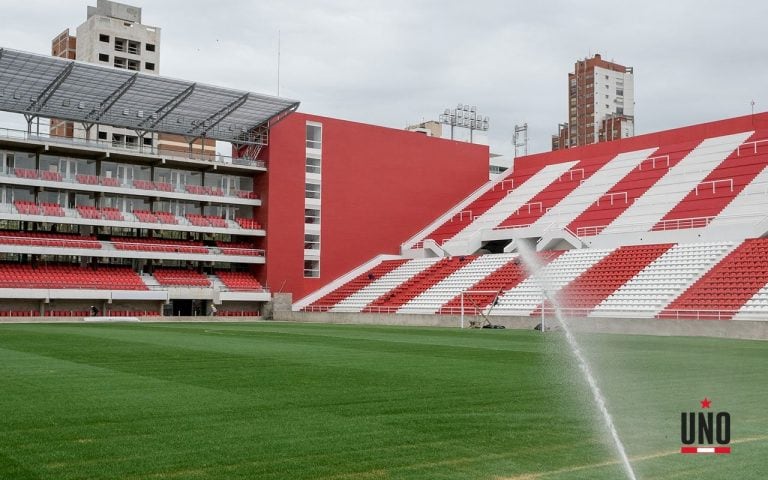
[1,0,767,157]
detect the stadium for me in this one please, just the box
[0,1,766,479]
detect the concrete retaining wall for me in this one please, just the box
[3,311,766,341]
[274,311,768,341]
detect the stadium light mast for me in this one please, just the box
[513,123,528,157]
[438,103,489,143]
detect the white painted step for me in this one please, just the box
[331,258,440,313]
[444,161,579,247]
[531,148,657,229]
[398,253,518,314]
[601,132,753,234]
[491,248,614,316]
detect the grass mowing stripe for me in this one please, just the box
[0,323,764,479]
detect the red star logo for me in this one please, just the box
[700,397,712,409]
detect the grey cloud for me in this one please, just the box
[0,0,766,157]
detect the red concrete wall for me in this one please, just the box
[259,113,489,300]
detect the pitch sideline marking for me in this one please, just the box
[494,434,768,480]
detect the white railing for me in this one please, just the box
[576,210,768,237]
[652,216,715,231]
[297,302,744,322]
[575,225,605,237]
[296,305,744,321]
[496,222,535,231]
[513,201,543,214]
[301,305,334,313]
[596,191,628,206]
[736,139,768,156]
[654,309,739,320]
[559,168,585,181]
[575,215,716,235]
[492,179,514,191]
[451,210,474,222]
[639,154,670,170]
[695,178,733,195]
[0,127,265,168]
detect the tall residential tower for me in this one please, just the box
[552,54,634,150]
[51,0,214,158]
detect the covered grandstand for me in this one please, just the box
[298,112,768,322]
[0,48,299,317]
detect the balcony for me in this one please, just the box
[0,232,265,263]
[0,167,261,206]
[0,202,265,237]
[0,127,266,170]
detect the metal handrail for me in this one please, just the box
[0,127,265,168]
[0,167,259,202]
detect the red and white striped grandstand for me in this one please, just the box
[297,113,768,321]
[2,47,768,323]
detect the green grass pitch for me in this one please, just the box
[0,322,765,479]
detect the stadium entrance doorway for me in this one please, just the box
[171,299,194,316]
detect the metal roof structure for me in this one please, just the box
[0,48,299,145]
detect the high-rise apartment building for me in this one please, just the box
[51,0,213,157]
[552,54,634,150]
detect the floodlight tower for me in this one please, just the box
[513,123,528,158]
[438,103,489,143]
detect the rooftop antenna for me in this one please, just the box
[277,30,281,97]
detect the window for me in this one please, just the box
[304,260,320,278]
[127,40,140,55]
[305,183,321,199]
[305,156,321,174]
[98,53,109,62]
[126,59,140,71]
[145,62,155,71]
[113,57,126,69]
[146,43,156,52]
[97,131,107,140]
[616,89,624,96]
[99,34,110,43]
[616,107,624,115]
[304,234,320,250]
[306,124,322,149]
[143,137,153,146]
[305,208,320,224]
[114,38,125,52]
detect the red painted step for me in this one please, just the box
[363,256,475,313]
[652,134,768,231]
[567,140,700,236]
[438,251,565,314]
[532,243,674,316]
[418,174,517,246]
[659,238,768,320]
[304,259,408,311]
